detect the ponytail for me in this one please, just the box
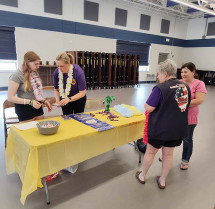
[56,52,74,64]
[194,71,199,79]
[66,53,74,64]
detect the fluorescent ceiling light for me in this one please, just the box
[171,0,215,16]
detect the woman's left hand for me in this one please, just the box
[59,98,70,106]
[45,100,53,112]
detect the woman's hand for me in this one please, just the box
[59,98,70,106]
[55,100,62,108]
[45,100,53,112]
[32,100,42,109]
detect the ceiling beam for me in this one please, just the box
[171,0,215,15]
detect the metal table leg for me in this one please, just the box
[138,151,142,164]
[128,141,142,163]
[134,141,142,164]
[128,141,137,150]
[41,178,50,205]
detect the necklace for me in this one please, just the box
[58,65,73,98]
[30,71,44,101]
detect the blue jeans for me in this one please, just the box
[182,124,197,163]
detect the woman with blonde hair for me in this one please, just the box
[53,52,86,115]
[8,51,52,122]
[53,52,86,174]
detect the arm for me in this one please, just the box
[144,87,162,113]
[59,89,86,106]
[189,92,206,107]
[43,100,52,112]
[54,88,60,103]
[8,80,31,104]
[8,80,42,109]
[144,103,156,113]
[70,89,86,102]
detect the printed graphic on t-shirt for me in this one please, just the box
[170,84,189,112]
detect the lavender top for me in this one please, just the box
[53,64,86,97]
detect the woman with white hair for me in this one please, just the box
[135,59,191,189]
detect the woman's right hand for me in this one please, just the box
[32,100,42,109]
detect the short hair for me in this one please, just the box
[158,59,177,77]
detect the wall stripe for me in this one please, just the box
[184,39,215,47]
[0,10,214,48]
[0,87,8,91]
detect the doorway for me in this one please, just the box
[158,53,169,64]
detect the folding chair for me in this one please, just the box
[85,98,104,110]
[3,100,19,148]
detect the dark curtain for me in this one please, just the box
[116,40,150,66]
[0,26,17,60]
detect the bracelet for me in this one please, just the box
[30,100,34,106]
[24,99,26,105]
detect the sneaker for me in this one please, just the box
[45,172,60,182]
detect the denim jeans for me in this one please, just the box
[182,124,197,163]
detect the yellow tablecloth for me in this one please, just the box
[5,109,145,205]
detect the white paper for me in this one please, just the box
[13,121,38,130]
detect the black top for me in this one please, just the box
[148,78,191,141]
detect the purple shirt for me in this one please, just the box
[146,87,163,107]
[53,64,86,97]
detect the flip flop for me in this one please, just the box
[156,176,165,189]
[135,171,145,184]
[180,162,188,170]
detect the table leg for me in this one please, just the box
[128,141,137,150]
[138,151,142,164]
[41,178,50,205]
[134,141,142,164]
[128,141,142,163]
